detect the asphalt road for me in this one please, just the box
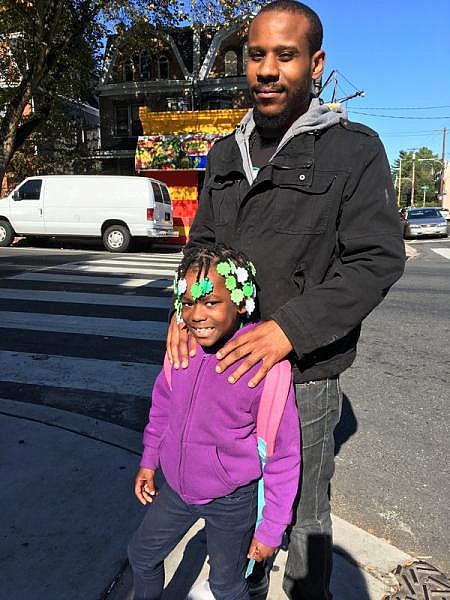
[334,237,450,574]
[0,236,448,574]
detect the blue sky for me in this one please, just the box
[309,0,450,166]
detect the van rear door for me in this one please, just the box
[150,181,173,231]
[10,178,45,234]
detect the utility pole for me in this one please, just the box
[411,151,416,206]
[440,127,447,205]
[397,158,402,205]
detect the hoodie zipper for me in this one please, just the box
[178,354,208,497]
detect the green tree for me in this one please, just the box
[392,147,441,207]
[0,0,260,187]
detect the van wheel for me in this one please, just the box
[103,225,131,252]
[0,220,14,247]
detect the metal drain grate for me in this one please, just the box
[383,560,450,600]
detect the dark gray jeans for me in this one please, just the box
[282,378,342,600]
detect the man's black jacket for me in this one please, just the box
[187,119,406,383]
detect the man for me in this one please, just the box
[168,1,405,598]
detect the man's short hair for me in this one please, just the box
[257,0,323,55]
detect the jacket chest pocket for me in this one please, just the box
[272,170,336,235]
[207,177,242,226]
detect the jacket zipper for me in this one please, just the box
[178,354,208,497]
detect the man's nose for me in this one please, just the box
[257,53,279,82]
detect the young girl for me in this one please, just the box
[128,244,300,600]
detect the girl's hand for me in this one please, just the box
[247,537,277,562]
[167,313,197,369]
[134,468,157,505]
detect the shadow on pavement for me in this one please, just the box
[334,393,358,456]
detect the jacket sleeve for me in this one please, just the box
[254,383,300,548]
[140,369,171,470]
[272,136,406,356]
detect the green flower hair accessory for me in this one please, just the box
[242,282,254,298]
[216,261,231,277]
[225,275,237,291]
[200,277,213,295]
[248,261,256,276]
[230,288,244,304]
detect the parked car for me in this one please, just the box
[0,175,178,252]
[439,207,450,220]
[403,207,448,239]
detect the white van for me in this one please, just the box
[0,175,178,252]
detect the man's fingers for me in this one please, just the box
[167,316,180,368]
[248,361,273,388]
[178,327,191,369]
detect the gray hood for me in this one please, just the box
[235,97,346,183]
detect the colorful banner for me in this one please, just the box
[135,134,225,171]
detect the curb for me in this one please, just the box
[0,399,417,600]
[405,243,419,259]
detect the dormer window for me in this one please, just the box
[157,55,169,79]
[242,43,248,71]
[224,50,238,77]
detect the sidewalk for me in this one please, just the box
[0,398,416,600]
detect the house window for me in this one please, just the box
[114,105,143,136]
[157,55,169,79]
[115,106,130,136]
[224,50,238,77]
[242,43,248,71]
[124,58,134,82]
[140,51,151,80]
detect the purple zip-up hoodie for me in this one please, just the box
[140,323,300,547]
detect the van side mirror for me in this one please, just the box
[12,191,21,201]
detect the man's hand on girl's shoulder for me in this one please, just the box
[167,314,197,369]
[215,320,293,388]
[247,537,277,562]
[134,467,158,505]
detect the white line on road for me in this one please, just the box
[100,255,182,263]
[58,264,176,276]
[0,288,172,309]
[0,311,168,340]
[9,273,172,289]
[430,248,450,260]
[0,350,160,396]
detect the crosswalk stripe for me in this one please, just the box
[0,350,160,396]
[431,248,450,260]
[0,289,172,309]
[0,311,168,340]
[9,273,173,289]
[57,264,176,276]
[99,255,182,263]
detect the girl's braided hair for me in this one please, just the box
[177,243,255,282]
[173,243,258,320]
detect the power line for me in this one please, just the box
[348,111,450,120]
[348,105,450,111]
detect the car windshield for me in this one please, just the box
[408,209,441,219]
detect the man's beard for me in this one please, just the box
[253,105,292,131]
[251,84,312,132]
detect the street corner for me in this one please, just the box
[381,559,450,599]
[404,243,419,259]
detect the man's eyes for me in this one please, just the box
[249,52,295,61]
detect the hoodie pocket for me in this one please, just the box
[273,171,336,235]
[181,442,235,500]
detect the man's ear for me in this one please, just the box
[311,49,325,81]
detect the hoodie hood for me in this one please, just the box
[235,97,346,183]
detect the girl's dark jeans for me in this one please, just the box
[128,479,258,600]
